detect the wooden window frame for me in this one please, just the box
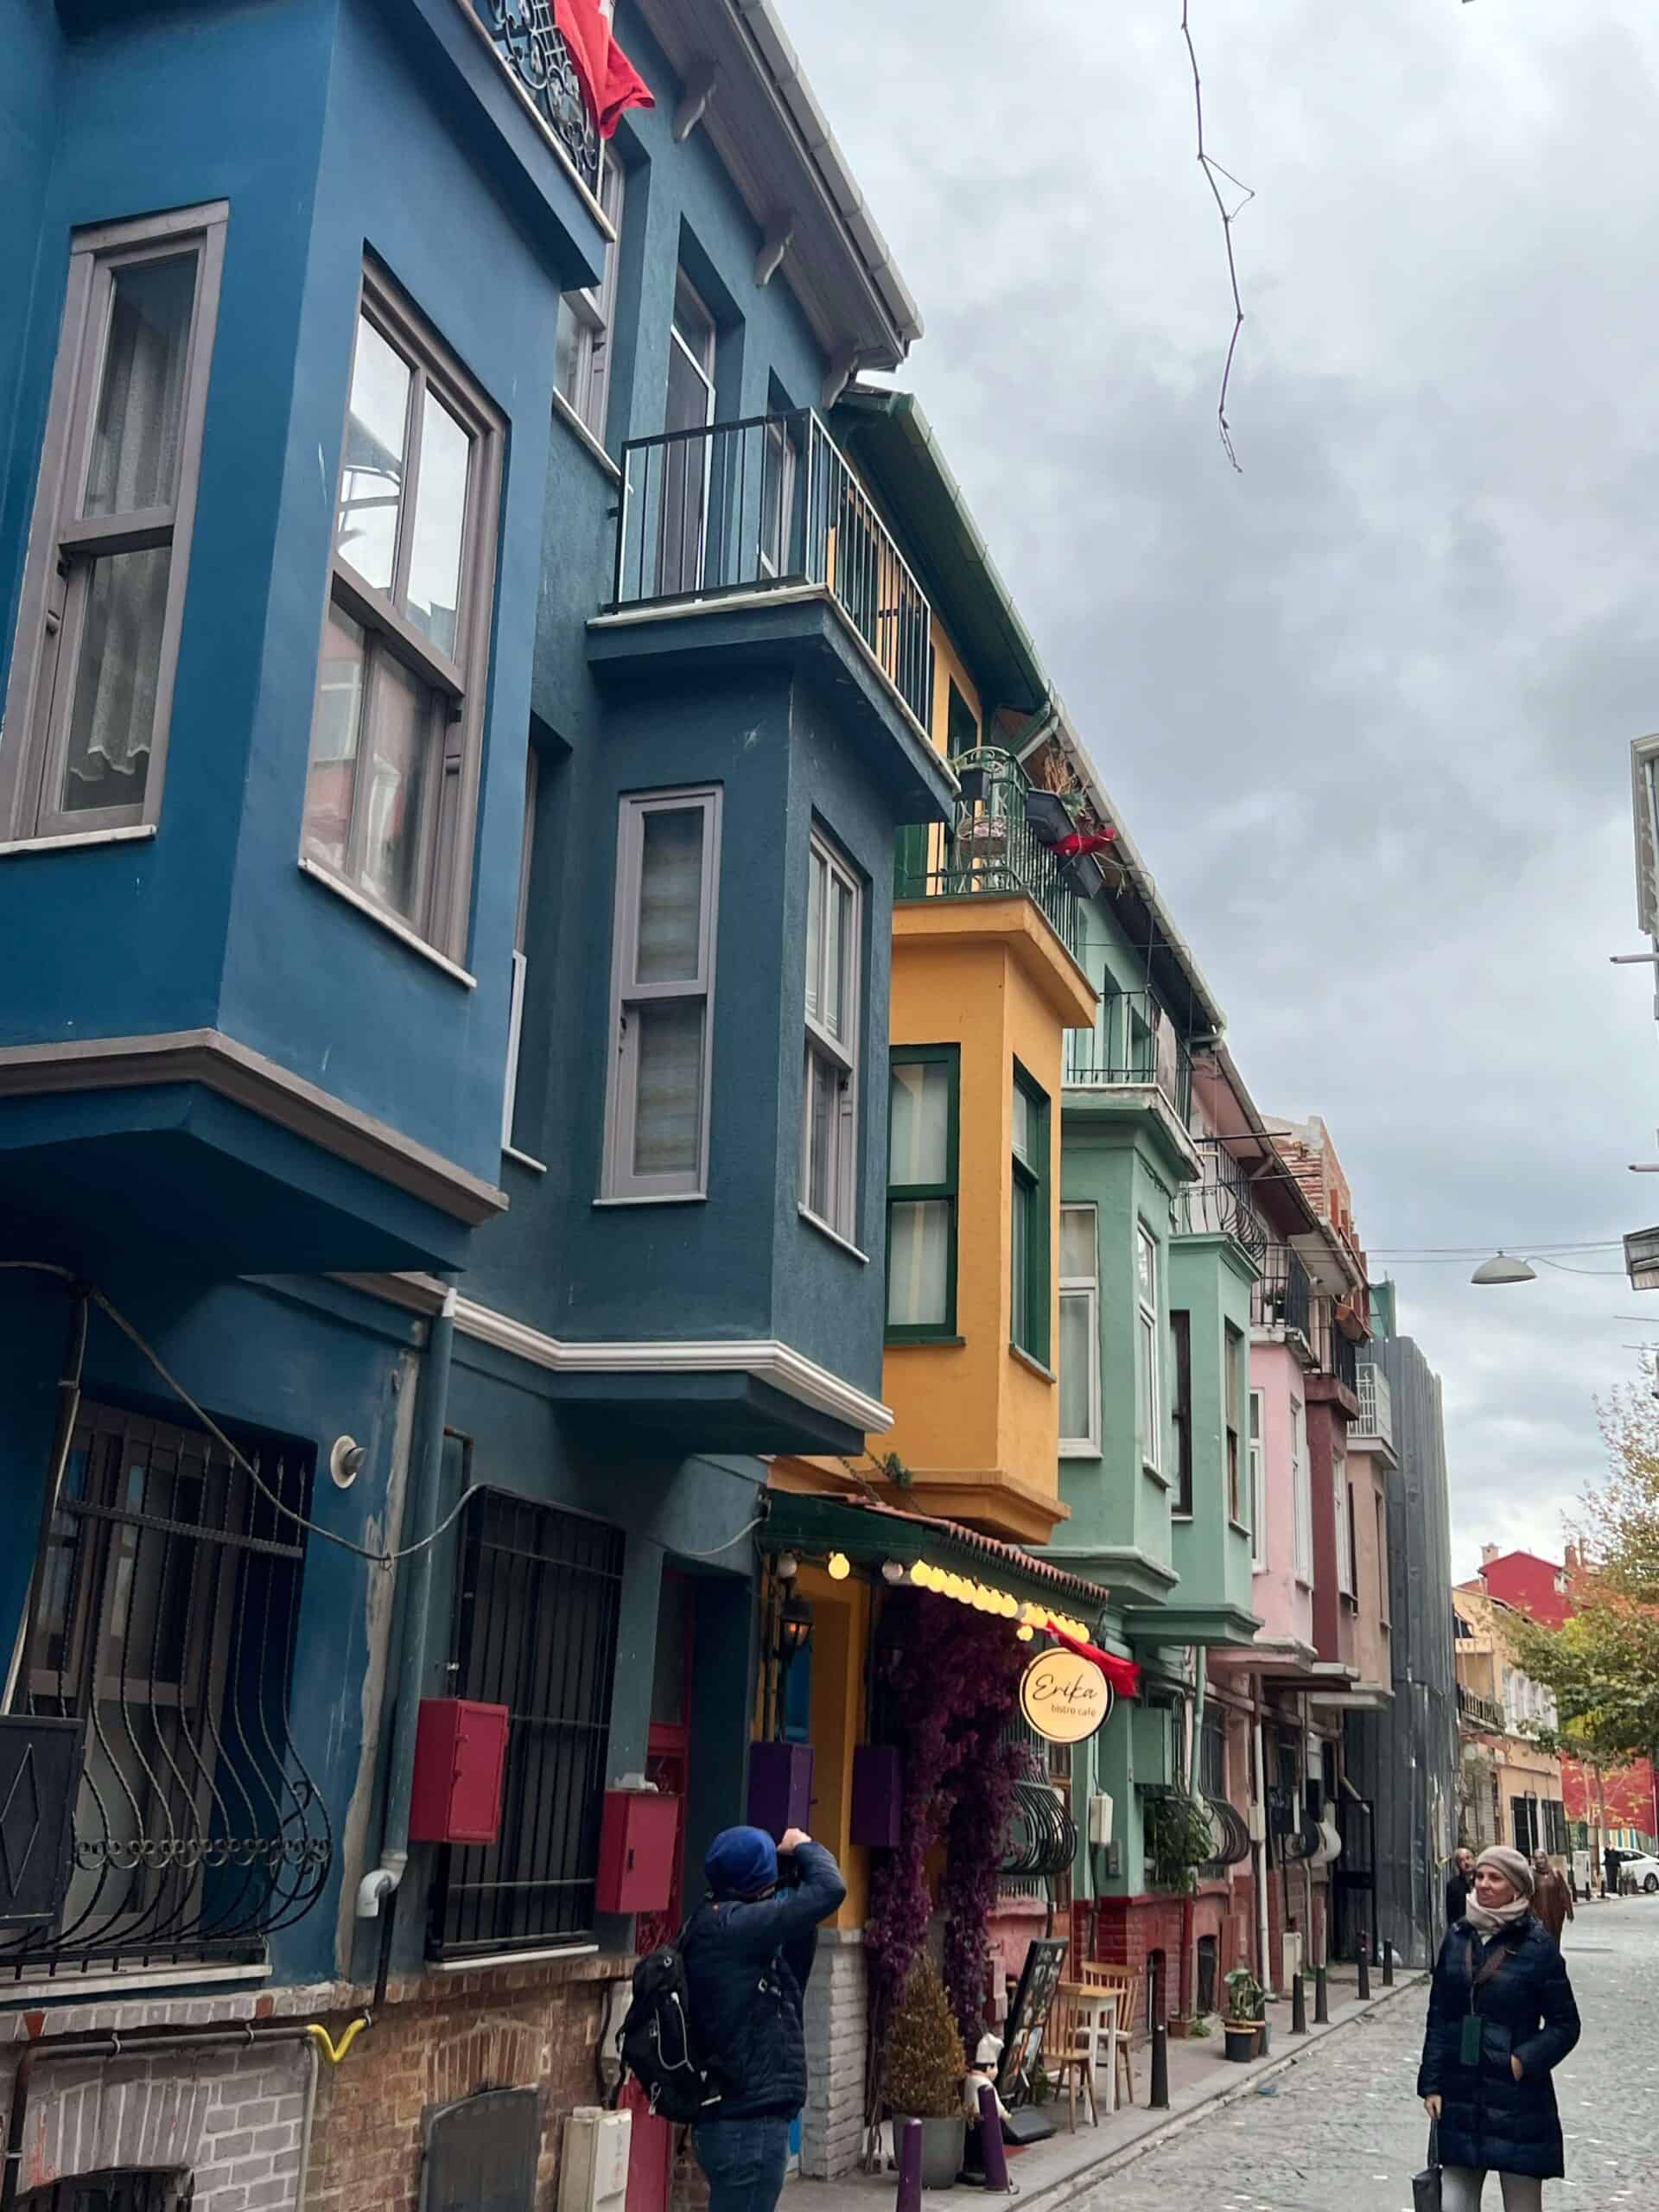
[1170,1308,1192,1514]
[1010,1061,1050,1366]
[885,1043,959,1341]
[555,148,626,442]
[1224,1319,1246,1528]
[1249,1387,1268,1570]
[1291,1395,1313,1585]
[0,203,227,842]
[1138,1224,1163,1478]
[1336,1449,1357,1601]
[801,831,862,1245]
[600,785,721,1202]
[1058,1201,1101,1455]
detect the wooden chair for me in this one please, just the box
[1078,1962,1140,2107]
[1043,1984,1099,2131]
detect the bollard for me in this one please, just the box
[1357,1948,1371,2001]
[1313,1964,1330,2025]
[896,2119,923,2212]
[1382,1941,1395,1987]
[1149,2016,1170,2109]
[976,2083,1009,2193]
[1290,1972,1307,2036]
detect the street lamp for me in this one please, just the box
[1470,1252,1538,1286]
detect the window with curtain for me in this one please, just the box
[1225,1321,1245,1525]
[886,1047,958,1336]
[1291,1397,1313,1583]
[554,148,625,442]
[1138,1225,1162,1474]
[1170,1309,1192,1512]
[1249,1389,1267,1569]
[1058,1204,1100,1453]
[0,205,226,842]
[802,834,862,1243]
[601,787,721,1199]
[1010,1066,1050,1363]
[302,264,502,960]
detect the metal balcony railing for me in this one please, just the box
[1457,1683,1508,1732]
[1179,1140,1268,1264]
[1251,1244,1313,1338]
[1355,1362,1393,1446]
[1064,990,1193,1122]
[474,1,601,189]
[1314,1307,1361,1397]
[893,747,1084,960]
[611,408,933,729]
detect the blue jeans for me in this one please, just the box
[692,2118,792,2212]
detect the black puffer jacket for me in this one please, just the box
[1417,1914,1580,2178]
[683,1840,847,2123]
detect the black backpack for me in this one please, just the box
[614,1925,723,2126]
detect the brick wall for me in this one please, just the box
[799,1929,866,2181]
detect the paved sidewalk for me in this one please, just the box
[787,1963,1427,2212]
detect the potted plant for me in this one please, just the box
[886,1954,969,2190]
[1223,1967,1266,2063]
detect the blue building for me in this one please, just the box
[0,3,949,2205]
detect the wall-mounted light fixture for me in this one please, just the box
[778,1592,815,1668]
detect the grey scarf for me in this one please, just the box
[1465,1896,1530,1939]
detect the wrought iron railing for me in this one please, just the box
[1251,1244,1313,1338]
[1,1402,331,1981]
[474,1,601,189]
[611,408,933,729]
[1457,1684,1507,1732]
[1314,1307,1360,1396]
[1355,1362,1393,1446]
[893,747,1084,960]
[1064,990,1193,1122]
[1179,1140,1268,1264]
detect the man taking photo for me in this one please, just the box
[683,1823,847,2212]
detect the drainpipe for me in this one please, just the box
[1253,1695,1272,1989]
[356,1284,457,1923]
[1181,1647,1206,2017]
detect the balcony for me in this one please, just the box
[1313,1307,1361,1398]
[473,0,601,190]
[610,408,932,731]
[1355,1361,1393,1447]
[894,747,1084,961]
[1065,990,1193,1122]
[1179,1138,1268,1265]
[1457,1683,1507,1733]
[1251,1243,1313,1339]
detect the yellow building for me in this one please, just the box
[1452,1586,1568,1862]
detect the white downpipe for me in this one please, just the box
[1253,1703,1272,1989]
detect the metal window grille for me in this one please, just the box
[997,1714,1075,1904]
[21,2171,188,2211]
[4,1402,329,1982]
[431,1491,624,1956]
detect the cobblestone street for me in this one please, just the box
[1080,1903,1659,2212]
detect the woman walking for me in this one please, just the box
[1418,1844,1580,2209]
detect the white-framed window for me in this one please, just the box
[661,273,717,596]
[1249,1388,1267,1571]
[0,203,227,842]
[1058,1204,1100,1455]
[1291,1395,1313,1584]
[302,262,504,961]
[501,750,537,1154]
[1376,1490,1389,1624]
[555,147,625,442]
[1335,1448,1356,1598]
[1137,1224,1161,1471]
[601,786,721,1200]
[802,833,861,1243]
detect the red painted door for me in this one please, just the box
[625,1577,693,2212]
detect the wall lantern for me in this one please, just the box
[1624,1227,1659,1291]
[778,1592,815,1667]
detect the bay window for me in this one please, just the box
[302,264,502,963]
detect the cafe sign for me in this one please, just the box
[1018,1647,1113,1745]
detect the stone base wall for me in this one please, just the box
[799,1928,866,2180]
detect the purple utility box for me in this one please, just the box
[747,1741,814,1838]
[849,1744,904,1847]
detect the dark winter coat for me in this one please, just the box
[1445,1871,1471,1927]
[1417,1913,1580,2179]
[683,1840,847,2124]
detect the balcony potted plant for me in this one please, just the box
[1223,1967,1267,2063]
[886,1954,969,2190]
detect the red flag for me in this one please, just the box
[1044,1618,1141,1700]
[555,0,654,139]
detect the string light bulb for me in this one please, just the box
[827,1551,850,1581]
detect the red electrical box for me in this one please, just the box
[408,1698,510,1846]
[595,1789,681,1915]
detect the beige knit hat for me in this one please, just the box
[1476,1844,1535,1898]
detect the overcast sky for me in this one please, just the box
[781,0,1659,1577]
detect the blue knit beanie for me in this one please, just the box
[704,1825,779,1899]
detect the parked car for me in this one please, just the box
[1614,1850,1659,1892]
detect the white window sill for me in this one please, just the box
[0,1959,270,2005]
[298,856,476,987]
[0,822,156,858]
[552,390,622,482]
[1171,1510,1194,1523]
[1008,1343,1055,1384]
[1229,1518,1252,1537]
[433,1942,600,1973]
[1252,1562,1269,1576]
[594,1191,708,1208]
[1143,1460,1171,1489]
[1059,1440,1100,1459]
[798,1206,869,1263]
[503,1143,547,1175]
